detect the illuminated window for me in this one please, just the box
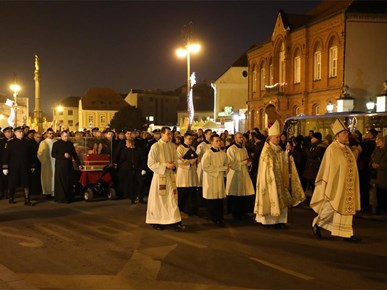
[314,51,321,80]
[260,66,265,91]
[294,55,301,84]
[252,67,257,93]
[329,46,338,78]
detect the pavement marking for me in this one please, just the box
[163,234,208,249]
[71,208,94,215]
[69,221,133,236]
[35,224,75,242]
[109,218,140,228]
[250,257,314,280]
[0,227,44,248]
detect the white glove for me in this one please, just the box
[141,170,146,176]
[2,169,8,176]
[31,168,35,173]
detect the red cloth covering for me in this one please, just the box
[80,171,112,187]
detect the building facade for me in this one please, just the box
[125,89,179,126]
[52,96,80,132]
[212,53,248,132]
[79,88,127,130]
[247,0,387,130]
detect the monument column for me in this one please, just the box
[34,55,43,132]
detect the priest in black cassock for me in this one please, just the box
[52,130,82,203]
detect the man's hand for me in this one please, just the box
[2,169,8,176]
[166,162,176,170]
[31,168,35,173]
[141,170,146,176]
[189,158,197,165]
[64,152,70,159]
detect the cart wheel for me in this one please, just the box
[108,188,116,200]
[84,188,94,201]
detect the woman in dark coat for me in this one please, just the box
[52,130,82,203]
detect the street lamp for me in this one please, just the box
[9,83,21,126]
[176,22,201,132]
[326,101,334,113]
[366,98,376,113]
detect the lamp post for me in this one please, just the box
[9,83,21,126]
[176,22,201,132]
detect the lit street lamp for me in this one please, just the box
[366,98,376,113]
[9,83,21,126]
[326,101,334,113]
[176,22,201,132]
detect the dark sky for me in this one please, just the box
[0,1,319,116]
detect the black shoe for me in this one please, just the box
[24,200,34,206]
[274,223,287,230]
[313,225,322,239]
[343,236,360,243]
[174,224,186,232]
[152,225,164,231]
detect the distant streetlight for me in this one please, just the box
[176,22,201,132]
[9,83,21,126]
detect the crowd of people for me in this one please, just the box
[0,118,385,242]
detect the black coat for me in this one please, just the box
[303,142,326,181]
[52,140,81,203]
[2,137,35,189]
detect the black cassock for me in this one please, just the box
[52,139,81,203]
[2,138,34,189]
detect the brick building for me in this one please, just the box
[247,0,387,130]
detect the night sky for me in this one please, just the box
[0,1,319,117]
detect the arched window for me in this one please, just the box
[279,42,285,84]
[260,62,266,91]
[269,58,273,85]
[312,103,320,115]
[252,65,257,93]
[313,42,322,81]
[293,48,301,84]
[328,37,338,78]
[293,105,299,116]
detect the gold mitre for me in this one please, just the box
[268,120,281,136]
[331,119,348,136]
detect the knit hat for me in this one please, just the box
[312,132,322,141]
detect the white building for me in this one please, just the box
[211,53,248,132]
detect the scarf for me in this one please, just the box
[158,140,177,196]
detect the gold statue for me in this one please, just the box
[35,55,40,72]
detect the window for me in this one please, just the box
[59,111,63,116]
[100,115,106,125]
[314,51,321,80]
[260,66,265,91]
[68,110,73,116]
[88,115,94,125]
[68,120,74,126]
[279,43,285,84]
[252,67,257,93]
[269,63,273,85]
[329,46,338,78]
[313,104,320,115]
[294,55,301,84]
[294,106,299,116]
